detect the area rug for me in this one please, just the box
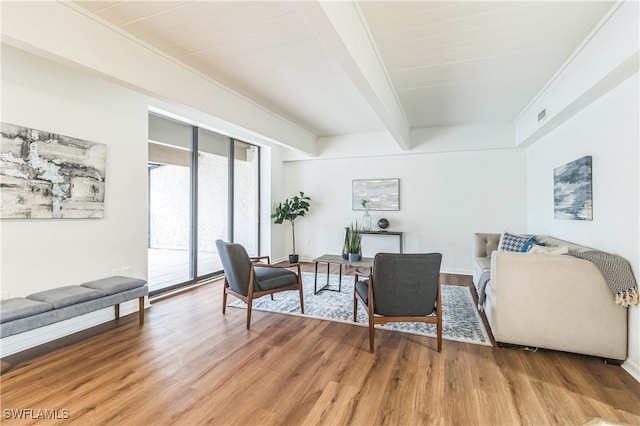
[229,272,492,346]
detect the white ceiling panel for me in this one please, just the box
[73,0,615,142]
[359,0,614,127]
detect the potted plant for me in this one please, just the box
[271,191,311,264]
[347,220,362,262]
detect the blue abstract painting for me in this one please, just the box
[554,156,592,221]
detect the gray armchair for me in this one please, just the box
[354,252,442,353]
[216,240,304,329]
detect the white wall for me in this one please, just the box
[282,145,527,274]
[1,44,149,294]
[0,45,149,355]
[526,73,639,377]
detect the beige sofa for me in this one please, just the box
[473,233,628,361]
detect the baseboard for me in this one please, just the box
[0,299,143,358]
[622,357,640,383]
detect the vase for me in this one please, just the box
[342,227,349,259]
[363,210,371,231]
[348,252,361,262]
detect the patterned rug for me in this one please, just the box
[229,272,492,346]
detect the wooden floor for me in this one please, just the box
[1,264,638,425]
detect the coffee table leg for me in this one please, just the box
[314,261,319,294]
[326,262,330,290]
[339,264,343,292]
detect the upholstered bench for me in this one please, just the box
[0,276,148,338]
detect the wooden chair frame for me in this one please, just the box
[353,272,442,353]
[222,255,304,329]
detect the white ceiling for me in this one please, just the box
[74,0,614,141]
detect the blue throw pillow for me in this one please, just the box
[520,238,545,252]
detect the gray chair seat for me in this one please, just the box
[255,268,299,291]
[355,280,369,305]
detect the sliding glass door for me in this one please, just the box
[233,140,259,256]
[148,117,192,290]
[147,114,259,295]
[197,129,229,277]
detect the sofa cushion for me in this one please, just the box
[81,276,147,295]
[499,232,530,252]
[1,298,54,323]
[27,286,107,309]
[475,256,491,272]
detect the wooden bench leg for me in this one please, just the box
[138,297,145,325]
[114,304,120,320]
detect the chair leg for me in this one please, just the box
[436,278,442,352]
[138,297,145,325]
[246,298,253,329]
[353,296,358,322]
[222,279,228,314]
[369,315,375,353]
[298,275,305,314]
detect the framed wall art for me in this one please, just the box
[1,122,107,219]
[352,178,399,211]
[554,155,592,221]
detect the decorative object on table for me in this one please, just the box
[377,218,389,231]
[342,226,350,260]
[554,156,592,221]
[0,122,107,219]
[352,178,399,211]
[271,191,311,264]
[347,220,363,262]
[229,272,492,347]
[361,199,371,231]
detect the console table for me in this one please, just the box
[360,230,403,253]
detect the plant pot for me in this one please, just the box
[348,253,361,262]
[288,254,299,264]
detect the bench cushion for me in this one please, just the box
[27,286,107,309]
[1,298,54,323]
[80,276,147,295]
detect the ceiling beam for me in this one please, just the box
[295,1,411,151]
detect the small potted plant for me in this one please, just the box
[271,191,311,264]
[347,221,362,262]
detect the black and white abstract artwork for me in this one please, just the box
[352,178,399,211]
[554,155,592,221]
[0,122,106,219]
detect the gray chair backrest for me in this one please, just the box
[372,253,442,316]
[215,240,255,296]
